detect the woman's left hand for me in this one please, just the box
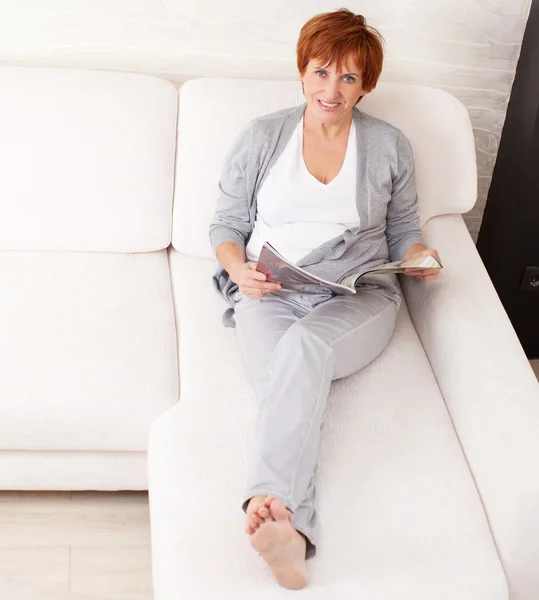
[403,246,442,282]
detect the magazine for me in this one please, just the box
[256,242,443,295]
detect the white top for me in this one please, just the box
[245,116,360,264]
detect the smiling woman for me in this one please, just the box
[209,8,441,591]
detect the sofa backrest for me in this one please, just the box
[0,67,177,252]
[172,78,477,260]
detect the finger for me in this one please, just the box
[250,271,267,281]
[246,262,268,280]
[255,280,281,291]
[243,288,263,298]
[263,283,282,291]
[417,272,439,281]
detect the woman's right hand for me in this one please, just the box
[230,262,282,298]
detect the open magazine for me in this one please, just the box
[256,242,443,295]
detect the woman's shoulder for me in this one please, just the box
[250,104,304,124]
[241,105,304,137]
[225,104,304,163]
[354,108,412,156]
[354,108,403,137]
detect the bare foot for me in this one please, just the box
[249,497,307,590]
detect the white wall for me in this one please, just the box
[0,0,532,240]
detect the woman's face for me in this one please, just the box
[301,55,365,125]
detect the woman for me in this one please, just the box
[209,9,441,590]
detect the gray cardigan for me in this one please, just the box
[209,104,425,326]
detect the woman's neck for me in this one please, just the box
[303,106,353,140]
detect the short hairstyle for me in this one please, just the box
[297,9,384,95]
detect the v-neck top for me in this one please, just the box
[245,115,359,264]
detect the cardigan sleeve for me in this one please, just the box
[385,131,426,262]
[208,124,254,254]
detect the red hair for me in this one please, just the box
[297,9,384,96]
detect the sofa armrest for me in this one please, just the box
[400,214,539,600]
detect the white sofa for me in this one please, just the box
[0,67,538,599]
[0,67,179,489]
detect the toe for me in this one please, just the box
[246,495,265,517]
[246,514,262,534]
[263,495,275,508]
[269,498,291,522]
[258,506,270,520]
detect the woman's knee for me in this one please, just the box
[278,321,333,358]
[332,302,398,379]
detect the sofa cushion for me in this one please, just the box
[0,67,177,252]
[0,250,178,451]
[147,250,507,599]
[171,79,476,260]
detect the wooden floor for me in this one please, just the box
[0,491,153,599]
[2,361,538,599]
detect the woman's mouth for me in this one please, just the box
[317,99,340,111]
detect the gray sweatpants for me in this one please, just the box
[233,287,400,559]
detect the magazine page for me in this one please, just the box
[256,243,355,295]
[340,255,443,289]
[377,255,442,271]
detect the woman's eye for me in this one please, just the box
[343,76,355,83]
[315,70,326,77]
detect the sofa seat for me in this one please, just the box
[0,249,178,452]
[147,251,507,600]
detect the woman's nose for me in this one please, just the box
[325,77,340,100]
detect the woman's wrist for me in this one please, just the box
[216,241,247,283]
[228,261,247,284]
